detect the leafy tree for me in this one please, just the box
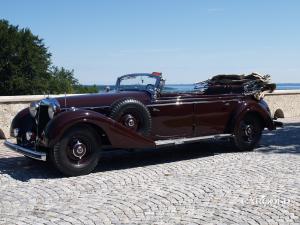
[0,20,51,95]
[48,66,99,94]
[74,84,99,94]
[0,20,98,95]
[48,66,77,94]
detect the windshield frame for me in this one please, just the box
[115,73,164,96]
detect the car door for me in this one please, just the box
[148,94,194,140]
[194,94,240,136]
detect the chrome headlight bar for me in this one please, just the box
[47,102,59,119]
[29,102,39,117]
[29,98,60,119]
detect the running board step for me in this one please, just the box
[155,134,233,147]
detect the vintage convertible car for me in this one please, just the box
[5,72,282,176]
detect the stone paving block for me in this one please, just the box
[0,119,299,224]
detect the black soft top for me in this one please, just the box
[196,73,276,96]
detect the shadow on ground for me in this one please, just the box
[0,142,227,181]
[0,122,299,181]
[258,122,300,154]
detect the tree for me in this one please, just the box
[74,84,99,94]
[48,66,77,94]
[48,66,99,94]
[0,20,98,95]
[0,20,51,95]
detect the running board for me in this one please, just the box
[155,134,233,147]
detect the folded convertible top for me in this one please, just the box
[195,73,276,99]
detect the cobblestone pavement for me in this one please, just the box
[0,119,299,225]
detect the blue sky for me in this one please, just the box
[1,0,300,84]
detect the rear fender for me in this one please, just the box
[227,99,275,133]
[44,109,155,149]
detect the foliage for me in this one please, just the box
[0,20,98,95]
[48,66,98,94]
[0,20,51,95]
[74,84,99,94]
[48,66,77,94]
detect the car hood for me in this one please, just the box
[55,91,151,108]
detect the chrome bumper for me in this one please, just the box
[4,140,47,161]
[274,120,283,128]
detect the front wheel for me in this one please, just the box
[232,115,263,151]
[50,125,101,176]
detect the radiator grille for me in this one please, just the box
[36,105,50,137]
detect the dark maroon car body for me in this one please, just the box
[5,72,281,176]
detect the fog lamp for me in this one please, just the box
[13,128,19,137]
[26,131,34,141]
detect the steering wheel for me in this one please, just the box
[145,84,155,92]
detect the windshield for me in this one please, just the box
[117,74,160,92]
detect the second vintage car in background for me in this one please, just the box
[5,72,282,176]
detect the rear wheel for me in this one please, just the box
[51,125,100,176]
[232,115,263,151]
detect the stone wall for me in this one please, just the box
[0,91,300,138]
[264,90,300,118]
[0,102,29,138]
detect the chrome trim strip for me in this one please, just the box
[60,106,110,111]
[78,106,110,110]
[155,96,242,102]
[4,140,47,161]
[148,99,239,107]
[155,134,232,147]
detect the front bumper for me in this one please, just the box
[4,140,47,161]
[273,120,283,128]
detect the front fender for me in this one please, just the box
[227,99,275,133]
[44,109,155,149]
[10,107,35,137]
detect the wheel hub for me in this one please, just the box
[245,125,254,137]
[127,118,135,127]
[72,141,87,159]
[122,114,137,129]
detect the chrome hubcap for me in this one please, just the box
[127,118,135,127]
[122,114,137,128]
[72,141,87,159]
[245,125,253,137]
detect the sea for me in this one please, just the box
[97,83,300,92]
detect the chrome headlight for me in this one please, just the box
[48,103,58,119]
[29,102,39,117]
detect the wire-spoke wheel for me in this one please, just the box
[51,125,101,176]
[232,114,263,151]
